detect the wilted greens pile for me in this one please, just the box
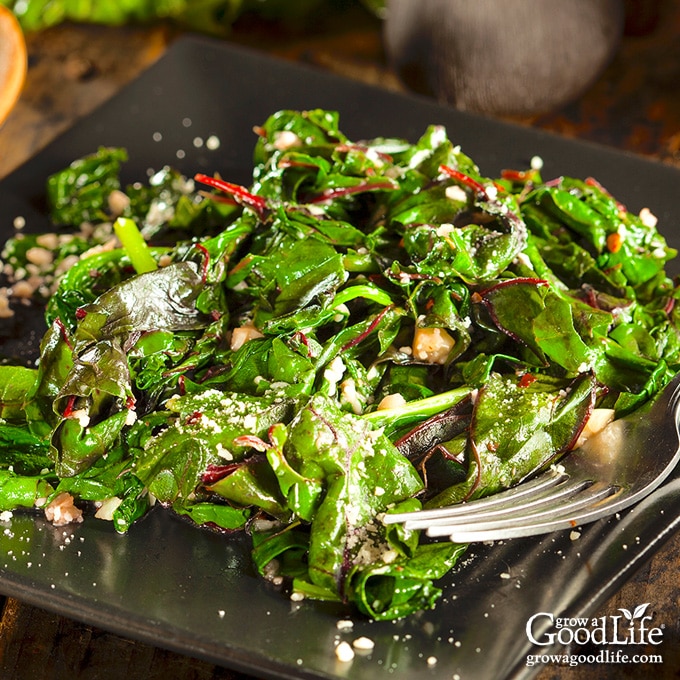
[1,109,679,620]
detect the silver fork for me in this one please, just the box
[382,373,680,543]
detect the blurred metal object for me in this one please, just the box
[383,0,625,117]
[0,6,27,125]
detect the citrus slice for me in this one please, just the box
[0,6,27,125]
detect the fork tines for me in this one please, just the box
[383,467,620,542]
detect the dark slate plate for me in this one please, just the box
[1,34,680,680]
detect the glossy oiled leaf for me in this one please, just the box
[347,541,467,620]
[46,146,128,226]
[0,366,39,422]
[427,373,596,506]
[281,395,423,596]
[135,389,299,503]
[0,425,53,475]
[74,261,209,344]
[0,470,53,512]
[172,500,251,531]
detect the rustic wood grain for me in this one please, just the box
[0,23,172,180]
[0,597,252,679]
[534,530,680,680]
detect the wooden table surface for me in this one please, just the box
[1,2,680,679]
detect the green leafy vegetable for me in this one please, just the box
[1,108,679,621]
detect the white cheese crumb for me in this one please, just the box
[485,184,498,200]
[335,641,355,663]
[381,549,398,564]
[273,130,302,150]
[444,185,468,203]
[435,223,454,239]
[68,409,90,428]
[352,636,375,651]
[215,442,234,461]
[336,619,354,631]
[550,462,566,475]
[323,356,346,395]
[570,530,581,541]
[243,413,257,430]
[639,207,658,228]
[340,378,363,415]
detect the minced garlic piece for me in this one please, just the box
[273,130,302,150]
[575,408,616,448]
[10,279,34,298]
[0,291,13,318]
[44,492,83,526]
[25,246,53,267]
[108,189,131,217]
[340,378,363,415]
[377,393,406,410]
[412,327,455,364]
[230,323,264,351]
[639,207,658,228]
[94,496,123,520]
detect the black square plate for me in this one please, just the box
[1,35,680,680]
